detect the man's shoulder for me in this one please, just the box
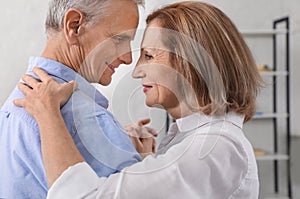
[1,88,37,126]
[65,89,109,115]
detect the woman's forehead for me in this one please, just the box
[141,26,168,51]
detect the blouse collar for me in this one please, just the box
[175,112,245,133]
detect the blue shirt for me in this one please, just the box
[0,57,141,199]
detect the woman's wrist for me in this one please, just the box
[34,104,61,125]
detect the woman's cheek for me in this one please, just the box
[145,85,158,107]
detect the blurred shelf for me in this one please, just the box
[246,17,292,199]
[241,29,288,36]
[264,193,289,199]
[253,113,289,119]
[259,71,288,76]
[256,153,289,161]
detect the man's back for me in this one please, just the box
[0,86,48,198]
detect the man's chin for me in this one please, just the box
[98,78,112,86]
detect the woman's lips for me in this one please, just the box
[143,85,153,93]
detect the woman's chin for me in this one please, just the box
[146,101,164,110]
[145,100,154,107]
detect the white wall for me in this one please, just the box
[0,1,48,105]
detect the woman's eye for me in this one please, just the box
[145,54,154,60]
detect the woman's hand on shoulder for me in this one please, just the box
[14,67,77,120]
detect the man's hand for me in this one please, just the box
[125,118,158,159]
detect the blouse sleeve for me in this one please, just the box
[47,133,253,199]
[47,163,102,199]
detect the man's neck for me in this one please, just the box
[41,35,81,72]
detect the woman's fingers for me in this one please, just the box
[152,139,156,153]
[62,81,78,95]
[20,67,54,90]
[145,127,158,137]
[57,81,78,107]
[136,118,158,137]
[21,74,39,89]
[139,136,155,158]
[127,127,155,157]
[137,118,151,126]
[32,67,53,83]
[13,98,25,107]
[18,82,33,96]
[128,129,144,150]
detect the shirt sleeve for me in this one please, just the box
[47,134,202,199]
[47,133,253,199]
[70,90,141,173]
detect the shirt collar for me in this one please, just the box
[27,56,109,109]
[175,112,245,133]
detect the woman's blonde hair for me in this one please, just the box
[146,1,263,122]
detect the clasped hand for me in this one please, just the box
[125,119,158,159]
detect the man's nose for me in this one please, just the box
[119,51,133,65]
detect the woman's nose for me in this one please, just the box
[132,64,146,79]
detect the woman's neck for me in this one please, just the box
[167,102,196,120]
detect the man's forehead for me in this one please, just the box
[105,0,139,35]
[113,29,137,40]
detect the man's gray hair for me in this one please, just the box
[45,0,144,35]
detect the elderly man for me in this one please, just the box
[0,0,146,198]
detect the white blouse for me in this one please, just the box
[47,112,259,199]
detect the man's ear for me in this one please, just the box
[63,9,85,45]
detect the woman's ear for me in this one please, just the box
[63,8,85,45]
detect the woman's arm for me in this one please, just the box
[14,67,84,187]
[14,67,156,187]
[35,105,84,187]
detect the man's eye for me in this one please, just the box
[145,54,154,60]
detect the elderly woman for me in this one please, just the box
[15,1,262,198]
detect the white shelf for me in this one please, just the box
[253,113,289,119]
[243,19,291,199]
[256,154,289,161]
[259,71,288,76]
[264,193,289,199]
[240,29,288,36]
